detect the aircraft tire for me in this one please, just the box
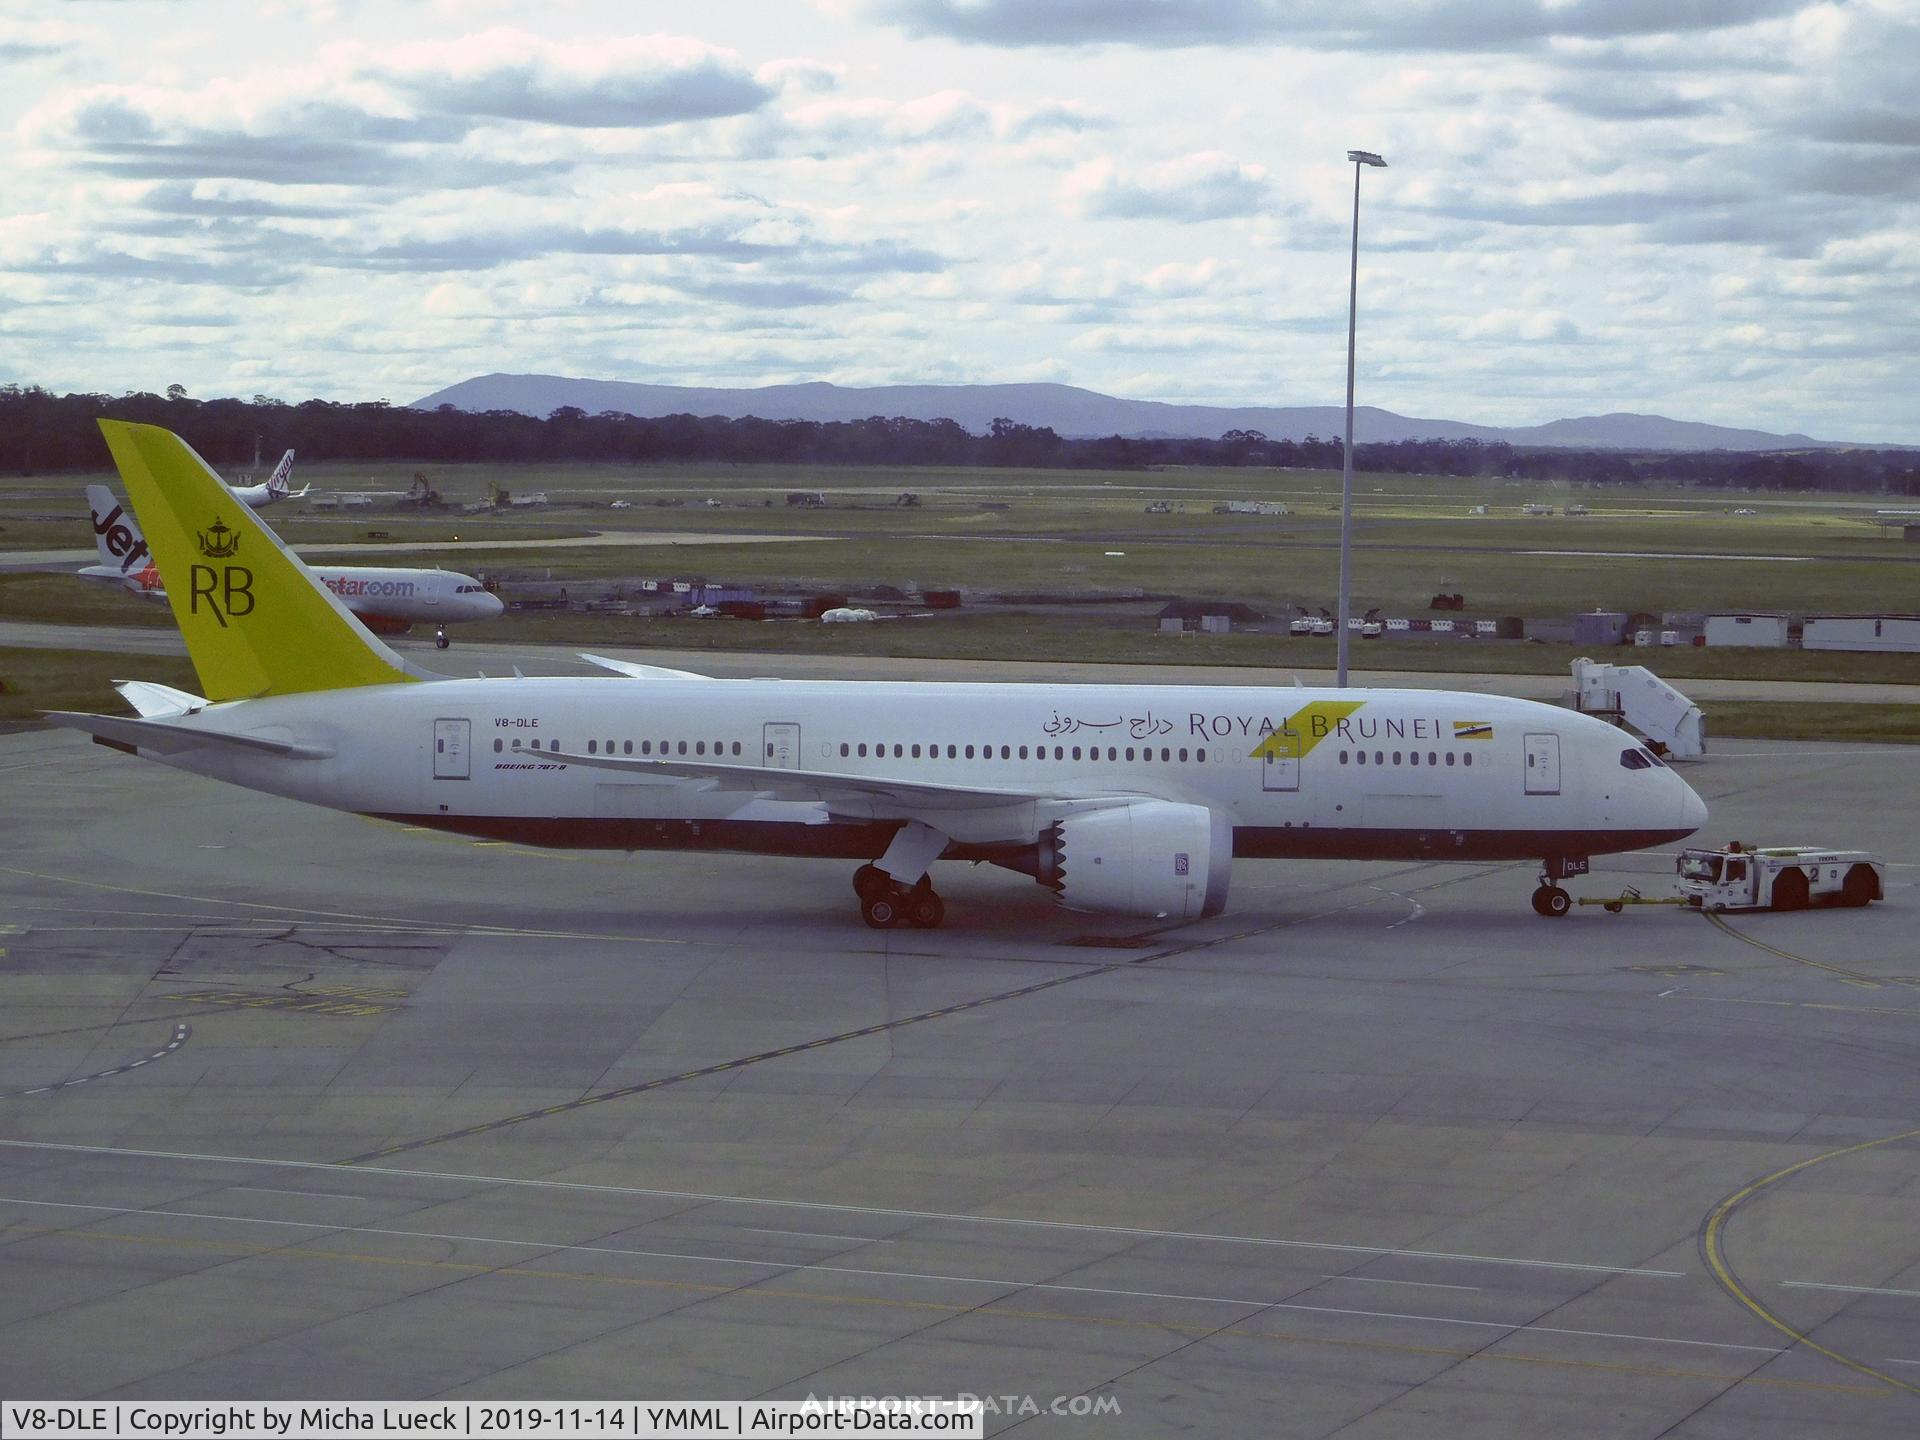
[853,864,889,901]
[1532,885,1571,918]
[1772,870,1809,912]
[862,894,902,929]
[906,891,945,929]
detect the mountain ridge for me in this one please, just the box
[413,374,1837,452]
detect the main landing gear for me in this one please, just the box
[853,864,946,930]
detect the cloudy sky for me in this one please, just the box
[2,0,1916,440]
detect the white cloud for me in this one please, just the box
[0,0,1913,441]
[1067,152,1273,222]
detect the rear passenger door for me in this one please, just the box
[433,718,470,780]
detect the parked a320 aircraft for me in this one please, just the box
[82,484,504,647]
[55,422,1708,927]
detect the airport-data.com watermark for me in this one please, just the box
[806,1395,1121,1421]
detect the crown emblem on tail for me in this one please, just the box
[197,517,241,559]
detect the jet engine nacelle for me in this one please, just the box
[1043,800,1231,918]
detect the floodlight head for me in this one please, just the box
[1347,150,1387,167]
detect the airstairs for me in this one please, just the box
[1567,658,1706,759]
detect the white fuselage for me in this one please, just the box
[122,678,1706,865]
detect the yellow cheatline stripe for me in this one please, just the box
[1249,700,1364,762]
[1700,1125,1920,1397]
[3,1224,1885,1396]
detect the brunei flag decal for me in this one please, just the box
[1452,720,1495,741]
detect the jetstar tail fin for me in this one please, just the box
[97,420,418,701]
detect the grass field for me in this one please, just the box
[0,645,198,723]
[8,457,1920,669]
[340,532,1920,620]
[1705,701,1920,744]
[11,570,1920,687]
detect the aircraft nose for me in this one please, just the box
[1679,777,1708,834]
[483,592,505,618]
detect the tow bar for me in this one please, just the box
[1577,885,1688,914]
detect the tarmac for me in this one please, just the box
[2,697,1920,1433]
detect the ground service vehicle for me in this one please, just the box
[1676,843,1884,911]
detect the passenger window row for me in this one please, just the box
[835,741,1207,764]
[1336,749,1474,768]
[491,737,745,757]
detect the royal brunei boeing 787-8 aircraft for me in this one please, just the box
[54,421,1707,928]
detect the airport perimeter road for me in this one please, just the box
[5,618,1917,706]
[2,731,1919,1434]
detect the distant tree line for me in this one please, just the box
[4,384,1916,494]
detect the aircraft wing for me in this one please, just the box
[549,748,1083,816]
[47,711,334,760]
[577,653,713,681]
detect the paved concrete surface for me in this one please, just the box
[3,729,1920,1434]
[4,620,1919,706]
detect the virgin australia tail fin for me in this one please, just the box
[265,448,307,498]
[98,420,419,701]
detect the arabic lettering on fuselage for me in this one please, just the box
[1043,708,1451,741]
[1041,710,1178,739]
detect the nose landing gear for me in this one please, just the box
[434,627,450,650]
[1531,855,1588,918]
[1530,884,1572,918]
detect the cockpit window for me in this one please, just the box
[1620,748,1651,770]
[1640,748,1666,768]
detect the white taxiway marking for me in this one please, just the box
[0,1139,1686,1278]
[1783,1280,1920,1300]
[1321,1275,1481,1293]
[0,1195,1769,1358]
[737,1227,894,1243]
[232,1187,366,1200]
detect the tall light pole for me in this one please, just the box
[1336,148,1386,688]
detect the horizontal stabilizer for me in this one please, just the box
[578,653,713,681]
[112,680,207,718]
[47,711,333,760]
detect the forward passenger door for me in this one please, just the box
[1523,732,1560,796]
[763,722,801,769]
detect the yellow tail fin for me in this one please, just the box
[99,419,418,701]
